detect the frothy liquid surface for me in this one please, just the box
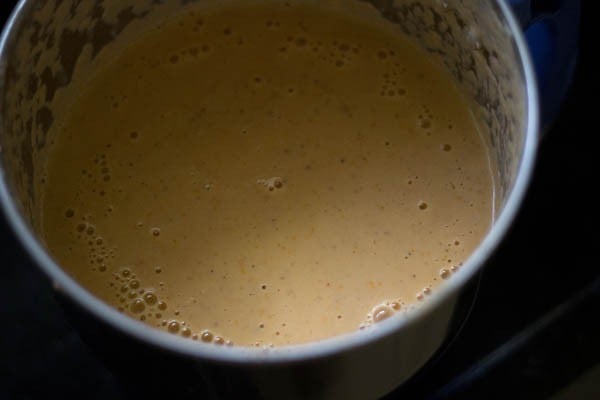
[43,2,493,346]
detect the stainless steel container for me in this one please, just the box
[0,1,539,398]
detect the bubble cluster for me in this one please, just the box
[451,263,463,273]
[379,70,407,98]
[66,206,116,274]
[361,300,404,328]
[164,43,211,67]
[103,264,233,343]
[417,106,434,133]
[416,285,434,300]
[257,177,284,192]
[265,19,281,29]
[281,34,360,69]
[372,304,394,322]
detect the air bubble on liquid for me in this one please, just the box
[372,304,394,323]
[442,144,452,152]
[214,336,225,345]
[157,301,167,310]
[440,268,450,279]
[150,227,161,237]
[181,327,192,337]
[65,209,75,218]
[201,330,214,342]
[130,298,145,313]
[143,292,157,305]
[418,201,428,210]
[167,320,180,334]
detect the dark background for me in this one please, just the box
[1,1,598,399]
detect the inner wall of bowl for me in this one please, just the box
[1,0,526,249]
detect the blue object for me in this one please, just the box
[508,0,580,131]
